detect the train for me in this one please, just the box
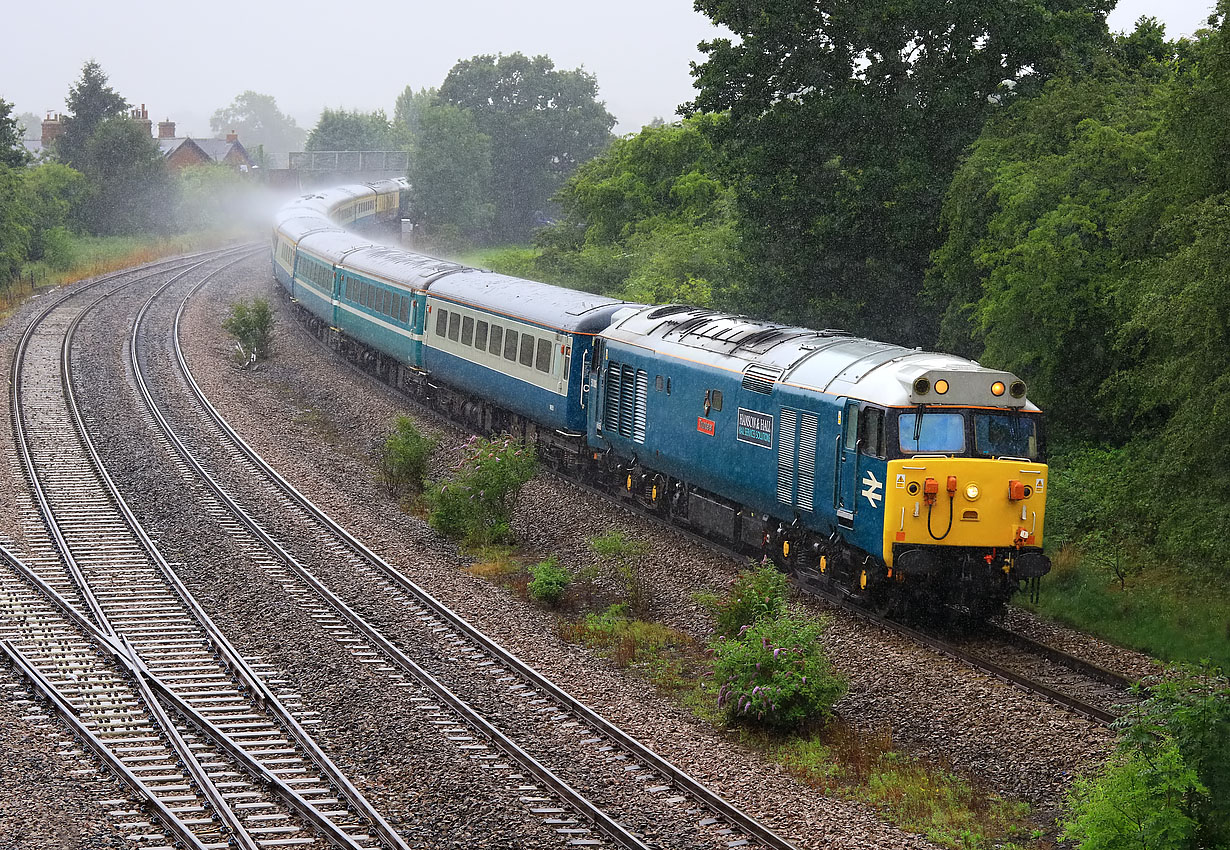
[271,179,1051,618]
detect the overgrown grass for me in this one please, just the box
[771,731,1040,849]
[1024,550,1230,670]
[4,231,243,319]
[449,245,542,279]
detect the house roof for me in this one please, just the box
[158,136,253,167]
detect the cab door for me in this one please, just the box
[835,400,860,528]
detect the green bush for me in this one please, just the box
[711,615,846,732]
[710,561,789,637]
[1062,663,1229,850]
[588,530,653,616]
[529,557,571,606]
[223,296,274,362]
[377,415,435,498]
[426,434,537,546]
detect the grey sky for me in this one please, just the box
[3,0,1219,142]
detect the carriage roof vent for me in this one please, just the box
[742,362,784,394]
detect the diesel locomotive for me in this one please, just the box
[272,180,1050,617]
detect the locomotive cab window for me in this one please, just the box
[899,412,965,455]
[861,407,886,458]
[975,413,1040,459]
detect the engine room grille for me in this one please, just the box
[604,361,648,444]
[742,363,784,394]
[777,409,797,504]
[632,369,648,444]
[797,412,817,511]
[603,364,622,433]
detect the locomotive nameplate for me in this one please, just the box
[697,417,716,436]
[736,408,773,449]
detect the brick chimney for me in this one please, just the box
[158,119,176,139]
[130,103,152,137]
[226,130,238,143]
[41,113,64,146]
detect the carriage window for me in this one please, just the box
[861,407,885,458]
[400,296,409,323]
[535,338,552,373]
[435,308,448,337]
[489,325,503,355]
[503,329,518,360]
[448,312,461,341]
[475,320,489,350]
[461,316,474,347]
[519,334,535,367]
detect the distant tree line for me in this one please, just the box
[0,61,273,292]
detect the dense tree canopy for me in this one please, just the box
[76,116,173,235]
[538,113,741,305]
[306,108,397,151]
[686,0,1115,345]
[406,104,493,245]
[0,99,31,168]
[437,53,616,241]
[54,60,127,171]
[393,86,436,148]
[210,91,306,152]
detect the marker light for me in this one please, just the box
[991,381,1006,397]
[934,379,949,394]
[964,482,980,501]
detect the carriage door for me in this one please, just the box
[835,401,860,528]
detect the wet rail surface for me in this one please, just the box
[4,251,409,850]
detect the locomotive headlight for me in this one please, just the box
[964,482,981,501]
[991,381,1006,397]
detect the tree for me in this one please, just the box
[76,116,173,235]
[21,162,87,261]
[406,104,493,244]
[437,52,616,241]
[54,60,127,171]
[0,166,32,288]
[16,111,41,141]
[306,108,397,151]
[393,85,436,147]
[686,0,1115,346]
[538,114,742,302]
[210,91,306,152]
[0,98,31,168]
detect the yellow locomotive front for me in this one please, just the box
[871,374,1051,616]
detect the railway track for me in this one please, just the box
[4,250,408,850]
[122,249,801,847]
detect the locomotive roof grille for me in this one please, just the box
[742,363,784,394]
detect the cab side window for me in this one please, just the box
[861,407,885,458]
